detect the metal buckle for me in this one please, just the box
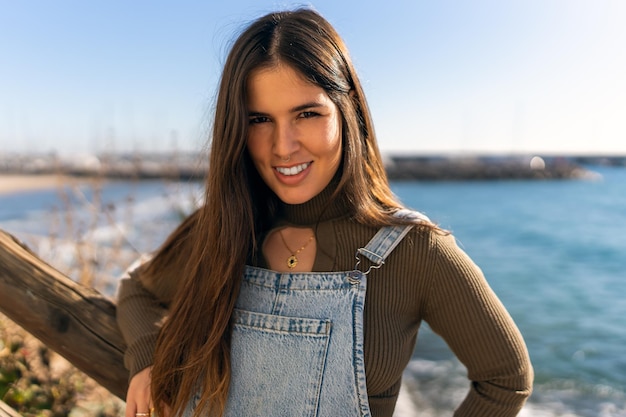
[353,249,384,277]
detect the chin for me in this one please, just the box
[275,191,316,205]
[277,196,312,205]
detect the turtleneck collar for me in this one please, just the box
[278,179,351,226]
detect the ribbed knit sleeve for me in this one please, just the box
[116,263,168,379]
[423,232,533,416]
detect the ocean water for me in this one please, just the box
[1,167,625,416]
[392,166,626,416]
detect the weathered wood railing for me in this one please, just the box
[0,229,128,400]
[0,400,20,417]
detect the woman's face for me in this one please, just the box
[246,64,343,205]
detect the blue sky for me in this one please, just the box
[1,0,625,155]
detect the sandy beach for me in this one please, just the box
[0,174,84,195]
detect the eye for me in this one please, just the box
[299,111,320,119]
[249,115,270,124]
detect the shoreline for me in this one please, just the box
[0,151,616,191]
[0,174,92,196]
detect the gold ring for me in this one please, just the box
[135,413,150,417]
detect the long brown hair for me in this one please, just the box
[150,8,416,417]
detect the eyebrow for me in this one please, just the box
[291,101,326,113]
[247,101,327,116]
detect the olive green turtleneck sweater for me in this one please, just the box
[116,186,533,417]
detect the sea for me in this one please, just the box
[1,165,624,416]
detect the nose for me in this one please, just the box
[272,121,299,161]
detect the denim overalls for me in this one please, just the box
[185,211,423,417]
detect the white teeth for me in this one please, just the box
[276,162,310,176]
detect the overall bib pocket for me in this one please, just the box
[226,309,332,417]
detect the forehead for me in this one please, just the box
[246,64,331,109]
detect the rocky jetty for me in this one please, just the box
[383,155,602,181]
[0,152,617,181]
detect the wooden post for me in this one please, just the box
[0,229,128,399]
[0,400,21,417]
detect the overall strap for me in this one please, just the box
[355,209,429,274]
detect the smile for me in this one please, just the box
[275,162,311,176]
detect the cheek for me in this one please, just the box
[323,117,342,159]
[246,134,264,164]
[246,142,269,181]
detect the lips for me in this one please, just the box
[275,162,311,176]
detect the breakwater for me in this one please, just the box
[1,152,621,181]
[384,155,604,180]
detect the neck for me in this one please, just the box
[279,180,351,226]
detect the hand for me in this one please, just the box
[126,366,154,417]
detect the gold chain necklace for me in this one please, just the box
[278,229,314,269]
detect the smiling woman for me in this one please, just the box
[246,64,342,205]
[115,8,533,417]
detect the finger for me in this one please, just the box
[125,392,151,417]
[125,399,137,417]
[133,399,152,417]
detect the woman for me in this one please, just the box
[117,8,533,417]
